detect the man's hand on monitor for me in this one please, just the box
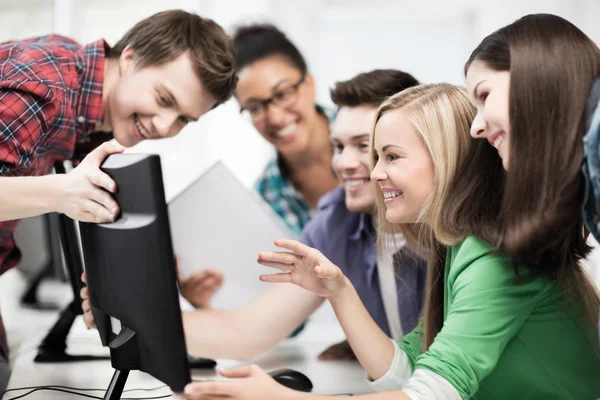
[55,141,124,223]
[80,272,96,329]
[318,339,357,361]
[176,259,224,309]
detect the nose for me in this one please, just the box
[153,110,179,138]
[334,148,361,171]
[370,157,387,183]
[470,109,488,139]
[264,103,287,127]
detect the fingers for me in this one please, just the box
[87,169,118,194]
[218,365,258,378]
[81,297,96,329]
[83,142,125,168]
[256,259,294,272]
[82,298,92,313]
[81,272,87,284]
[83,309,96,329]
[86,187,119,215]
[184,270,223,286]
[273,239,312,256]
[259,273,292,283]
[257,251,301,265]
[79,199,116,223]
[183,380,240,398]
[80,286,88,301]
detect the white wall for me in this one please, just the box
[1,0,599,198]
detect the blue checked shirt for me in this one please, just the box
[254,106,334,235]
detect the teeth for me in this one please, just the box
[383,191,402,199]
[345,179,368,189]
[492,133,505,149]
[276,123,297,138]
[134,114,150,139]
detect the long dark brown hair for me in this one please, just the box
[465,14,600,327]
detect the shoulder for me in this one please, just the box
[0,35,83,95]
[255,158,281,194]
[0,35,82,63]
[447,236,550,293]
[300,187,358,246]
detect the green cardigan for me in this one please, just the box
[398,236,600,399]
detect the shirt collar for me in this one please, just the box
[75,39,108,143]
[350,212,374,241]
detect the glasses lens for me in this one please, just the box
[273,88,297,109]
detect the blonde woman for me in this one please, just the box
[180,84,600,400]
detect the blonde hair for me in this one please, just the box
[370,83,477,349]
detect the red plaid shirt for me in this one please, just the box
[0,35,113,359]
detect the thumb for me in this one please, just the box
[218,364,258,378]
[84,142,125,166]
[314,264,340,281]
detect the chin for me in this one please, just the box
[346,200,374,214]
[385,210,412,224]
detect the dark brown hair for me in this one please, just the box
[108,10,237,106]
[232,23,307,74]
[465,13,600,326]
[330,69,419,108]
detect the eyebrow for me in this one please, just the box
[381,144,405,152]
[330,133,370,142]
[242,78,295,105]
[472,80,487,99]
[158,84,199,122]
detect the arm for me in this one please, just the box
[182,282,324,360]
[258,239,398,380]
[0,88,122,223]
[329,277,398,379]
[0,175,65,221]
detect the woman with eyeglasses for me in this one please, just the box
[233,24,339,235]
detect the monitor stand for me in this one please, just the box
[104,370,129,400]
[34,298,109,362]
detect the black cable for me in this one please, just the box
[2,384,172,400]
[3,383,167,394]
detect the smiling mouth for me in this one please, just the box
[344,178,370,190]
[273,123,298,140]
[488,131,506,150]
[383,190,403,201]
[134,113,151,139]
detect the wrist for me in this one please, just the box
[328,275,353,304]
[43,174,66,214]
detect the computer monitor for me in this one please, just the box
[78,154,190,399]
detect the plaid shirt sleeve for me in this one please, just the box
[0,84,58,275]
[0,84,57,175]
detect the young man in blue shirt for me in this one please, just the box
[82,69,425,361]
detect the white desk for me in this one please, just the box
[0,269,373,399]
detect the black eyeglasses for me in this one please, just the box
[240,75,306,123]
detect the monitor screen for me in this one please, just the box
[79,153,190,392]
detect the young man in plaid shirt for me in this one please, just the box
[0,9,236,389]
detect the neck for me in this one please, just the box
[98,57,119,132]
[282,111,331,171]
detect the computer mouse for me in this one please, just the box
[268,368,313,392]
